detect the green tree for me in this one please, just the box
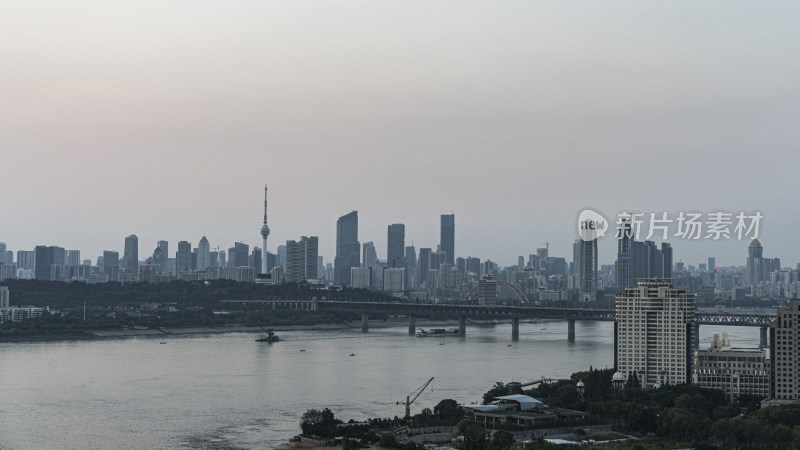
[487,430,515,450]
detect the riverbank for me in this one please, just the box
[0,317,463,343]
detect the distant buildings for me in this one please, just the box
[440,214,455,265]
[579,238,598,301]
[176,241,192,273]
[362,241,377,269]
[197,237,210,271]
[286,236,318,283]
[123,234,138,280]
[387,224,405,269]
[616,278,694,388]
[334,211,360,286]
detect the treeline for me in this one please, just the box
[1,279,394,310]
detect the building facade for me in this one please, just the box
[440,214,455,265]
[285,236,319,283]
[694,333,770,402]
[334,211,360,286]
[770,300,800,400]
[616,278,695,388]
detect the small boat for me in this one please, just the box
[349,353,356,356]
[507,344,512,347]
[416,328,460,337]
[160,339,167,344]
[439,342,445,345]
[256,329,280,343]
[299,349,306,352]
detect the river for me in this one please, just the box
[0,320,760,449]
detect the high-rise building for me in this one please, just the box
[67,250,81,267]
[334,211,360,286]
[694,333,769,402]
[615,217,634,289]
[177,241,192,273]
[478,274,497,306]
[466,257,481,275]
[746,239,764,287]
[616,279,694,388]
[405,246,416,289]
[579,238,598,301]
[440,214,455,265]
[103,250,120,281]
[707,257,716,273]
[260,185,271,275]
[16,251,34,271]
[152,246,165,273]
[418,248,432,286]
[770,300,800,400]
[123,234,139,279]
[661,243,673,278]
[572,240,581,275]
[351,267,372,289]
[362,241,377,268]
[157,240,168,263]
[250,247,262,274]
[387,224,405,268]
[277,245,287,268]
[285,236,318,282]
[229,242,249,269]
[383,267,405,292]
[196,237,211,271]
[34,246,64,281]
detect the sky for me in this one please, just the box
[2,1,800,267]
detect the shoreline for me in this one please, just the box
[0,317,465,343]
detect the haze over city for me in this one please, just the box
[4,1,799,265]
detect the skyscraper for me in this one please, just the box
[334,211,360,286]
[277,245,287,268]
[362,241,377,268]
[152,245,165,273]
[176,241,192,273]
[123,234,139,279]
[260,185,271,275]
[770,300,800,400]
[103,250,119,281]
[387,224,405,268]
[707,257,716,273]
[405,245,416,289]
[197,236,211,271]
[230,242,249,268]
[579,238,598,301]
[286,236,318,282]
[440,214,455,265]
[418,247,431,286]
[746,239,764,287]
[615,217,633,289]
[616,279,694,388]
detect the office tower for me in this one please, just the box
[265,251,275,272]
[661,243,672,278]
[438,262,454,289]
[276,245,287,268]
[260,185,271,275]
[285,236,318,282]
[250,247,262,274]
[236,266,255,282]
[228,242,249,269]
[176,241,192,273]
[440,214,455,265]
[195,237,210,271]
[157,240,168,263]
[771,300,800,400]
[34,246,59,280]
[123,234,139,279]
[467,257,481,275]
[272,265,285,284]
[362,241,377,268]
[103,250,120,280]
[746,239,764,287]
[517,256,525,271]
[456,257,467,274]
[0,243,5,264]
[418,247,431,286]
[383,267,405,292]
[387,224,405,268]
[139,264,155,283]
[67,250,81,267]
[334,211,360,286]
[615,217,634,289]
[694,333,769,402]
[405,246,416,289]
[616,279,694,388]
[579,238,598,301]
[351,267,372,289]
[218,250,226,268]
[430,251,446,272]
[16,251,34,271]
[478,275,497,306]
[152,246,165,273]
[707,257,716,273]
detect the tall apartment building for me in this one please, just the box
[579,238,598,301]
[123,234,139,279]
[616,278,695,388]
[387,224,405,268]
[285,236,318,283]
[770,300,800,400]
[747,239,764,287]
[334,211,360,286]
[694,333,770,402]
[440,214,455,265]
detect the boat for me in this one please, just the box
[160,339,167,344]
[416,328,460,337]
[256,329,280,343]
[349,353,356,356]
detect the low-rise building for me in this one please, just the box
[693,333,770,402]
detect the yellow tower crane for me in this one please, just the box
[397,377,434,418]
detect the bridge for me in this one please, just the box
[221,299,777,344]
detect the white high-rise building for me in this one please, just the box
[383,267,405,292]
[351,267,372,289]
[616,278,694,388]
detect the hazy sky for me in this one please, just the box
[3,1,799,267]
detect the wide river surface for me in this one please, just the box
[0,320,761,449]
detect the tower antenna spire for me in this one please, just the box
[263,184,268,225]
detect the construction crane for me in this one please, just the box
[397,377,434,418]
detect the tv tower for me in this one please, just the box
[260,185,270,275]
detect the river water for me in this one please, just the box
[0,321,760,449]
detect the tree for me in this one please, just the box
[483,382,509,404]
[458,419,487,450]
[434,399,464,422]
[626,370,641,389]
[379,433,398,448]
[487,430,515,450]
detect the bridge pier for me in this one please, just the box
[760,326,768,349]
[567,319,575,341]
[361,313,369,332]
[408,314,416,335]
[459,315,466,336]
[511,318,519,340]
